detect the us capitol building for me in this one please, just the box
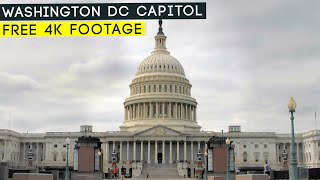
[0,21,320,177]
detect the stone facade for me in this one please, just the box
[0,21,320,178]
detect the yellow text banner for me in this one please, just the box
[0,22,145,37]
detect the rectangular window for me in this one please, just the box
[53,154,57,161]
[255,155,259,162]
[264,144,267,148]
[175,85,177,93]
[179,86,181,93]
[144,86,146,93]
[183,87,185,94]
[154,85,156,92]
[159,85,162,92]
[164,85,167,92]
[255,144,258,148]
[148,85,151,92]
[170,85,172,92]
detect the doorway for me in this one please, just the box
[158,153,162,163]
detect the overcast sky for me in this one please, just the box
[0,0,319,133]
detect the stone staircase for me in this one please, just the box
[140,163,180,178]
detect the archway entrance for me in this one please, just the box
[158,153,162,163]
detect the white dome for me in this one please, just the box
[136,51,185,76]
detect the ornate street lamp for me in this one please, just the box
[98,150,102,180]
[195,150,204,180]
[226,138,233,180]
[282,150,288,169]
[204,149,208,180]
[288,97,298,180]
[27,149,34,167]
[65,137,71,180]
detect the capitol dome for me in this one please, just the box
[120,20,200,132]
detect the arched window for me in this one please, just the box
[243,152,247,162]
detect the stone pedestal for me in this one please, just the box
[236,174,269,180]
[208,176,225,180]
[13,173,53,180]
[77,175,96,180]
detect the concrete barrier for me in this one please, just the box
[13,173,53,180]
[236,174,269,180]
[208,176,225,180]
[77,175,96,180]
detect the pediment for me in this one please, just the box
[135,125,183,137]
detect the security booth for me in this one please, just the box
[206,136,235,173]
[73,136,102,173]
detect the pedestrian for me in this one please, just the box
[264,160,271,178]
[121,166,125,180]
[147,173,149,178]
[113,165,118,179]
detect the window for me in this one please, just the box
[159,85,162,92]
[148,85,151,92]
[179,86,181,93]
[139,86,141,93]
[264,154,269,161]
[170,85,172,92]
[243,152,247,162]
[255,144,258,148]
[264,144,268,148]
[154,85,156,92]
[63,154,66,161]
[175,85,177,93]
[144,86,146,93]
[182,87,185,94]
[164,85,167,92]
[255,154,259,162]
[243,144,247,149]
[53,154,57,161]
[54,144,57,148]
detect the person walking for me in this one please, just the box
[264,160,271,178]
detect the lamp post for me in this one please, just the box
[65,137,71,180]
[226,138,233,180]
[98,150,102,180]
[111,150,117,179]
[204,149,208,180]
[282,150,288,170]
[196,150,204,180]
[288,97,298,180]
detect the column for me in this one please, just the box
[105,142,109,162]
[182,104,185,119]
[133,104,136,119]
[43,142,46,161]
[191,141,194,163]
[22,142,25,162]
[168,102,172,118]
[112,141,116,151]
[133,141,136,162]
[143,103,146,118]
[191,106,194,121]
[140,141,144,162]
[169,141,173,163]
[194,107,197,121]
[37,142,40,163]
[155,141,158,163]
[162,141,165,163]
[162,102,165,118]
[156,102,159,118]
[127,141,130,162]
[147,141,151,163]
[177,141,180,162]
[184,141,187,162]
[188,105,191,120]
[119,141,123,163]
[137,103,140,119]
[150,102,153,118]
[175,103,178,119]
